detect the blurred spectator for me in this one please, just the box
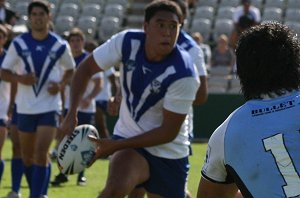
[0,0,18,26]
[211,34,235,70]
[192,31,211,71]
[230,0,261,48]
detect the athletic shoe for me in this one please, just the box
[51,173,69,186]
[77,176,87,186]
[39,196,48,198]
[6,191,21,198]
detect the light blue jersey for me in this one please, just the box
[93,30,200,159]
[202,91,300,197]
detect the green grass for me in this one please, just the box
[0,138,207,197]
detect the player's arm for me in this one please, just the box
[59,54,103,135]
[197,177,239,198]
[80,74,102,109]
[190,45,208,105]
[194,75,208,105]
[0,69,37,85]
[89,77,199,158]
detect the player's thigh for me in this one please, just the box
[34,126,56,164]
[108,149,150,187]
[18,131,36,166]
[147,192,164,198]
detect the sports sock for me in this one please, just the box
[11,158,24,193]
[41,163,51,196]
[24,165,33,189]
[78,170,84,180]
[30,165,47,198]
[0,159,4,184]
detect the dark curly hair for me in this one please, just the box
[236,22,300,100]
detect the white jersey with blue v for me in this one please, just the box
[93,29,199,159]
[1,32,75,114]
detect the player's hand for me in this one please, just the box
[79,97,91,109]
[18,73,37,85]
[47,81,61,95]
[87,136,118,166]
[58,111,78,136]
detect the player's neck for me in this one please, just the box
[31,29,49,41]
[72,49,84,58]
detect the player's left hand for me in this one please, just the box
[47,81,61,95]
[87,136,119,166]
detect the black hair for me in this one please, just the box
[28,0,50,15]
[236,22,300,100]
[170,0,188,20]
[144,0,183,24]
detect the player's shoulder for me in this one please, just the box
[120,29,145,41]
[48,31,68,45]
[178,30,201,51]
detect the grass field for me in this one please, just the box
[0,139,208,198]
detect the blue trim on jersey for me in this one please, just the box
[74,51,89,67]
[177,30,198,52]
[120,31,197,122]
[13,32,67,96]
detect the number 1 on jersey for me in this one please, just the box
[263,133,300,198]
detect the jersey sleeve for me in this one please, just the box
[92,31,125,71]
[1,42,20,72]
[164,77,199,114]
[59,43,76,70]
[189,45,207,76]
[201,117,233,183]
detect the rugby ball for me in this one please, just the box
[57,124,100,175]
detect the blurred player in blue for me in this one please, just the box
[0,24,8,185]
[0,1,75,198]
[197,22,300,197]
[51,27,102,187]
[60,0,199,197]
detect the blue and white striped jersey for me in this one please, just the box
[202,91,300,198]
[93,29,200,159]
[2,32,75,114]
[64,51,102,113]
[177,29,207,139]
[0,50,10,120]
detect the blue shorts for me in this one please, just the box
[96,100,108,113]
[112,135,189,198]
[11,104,18,125]
[0,119,6,127]
[64,109,95,125]
[18,111,60,133]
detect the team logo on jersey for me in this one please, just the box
[142,65,151,74]
[49,51,57,60]
[125,60,136,71]
[150,79,161,94]
[36,45,44,51]
[21,49,31,57]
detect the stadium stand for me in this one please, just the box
[8,0,300,94]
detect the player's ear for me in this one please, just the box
[143,22,149,33]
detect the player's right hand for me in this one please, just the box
[58,111,78,136]
[18,73,37,85]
